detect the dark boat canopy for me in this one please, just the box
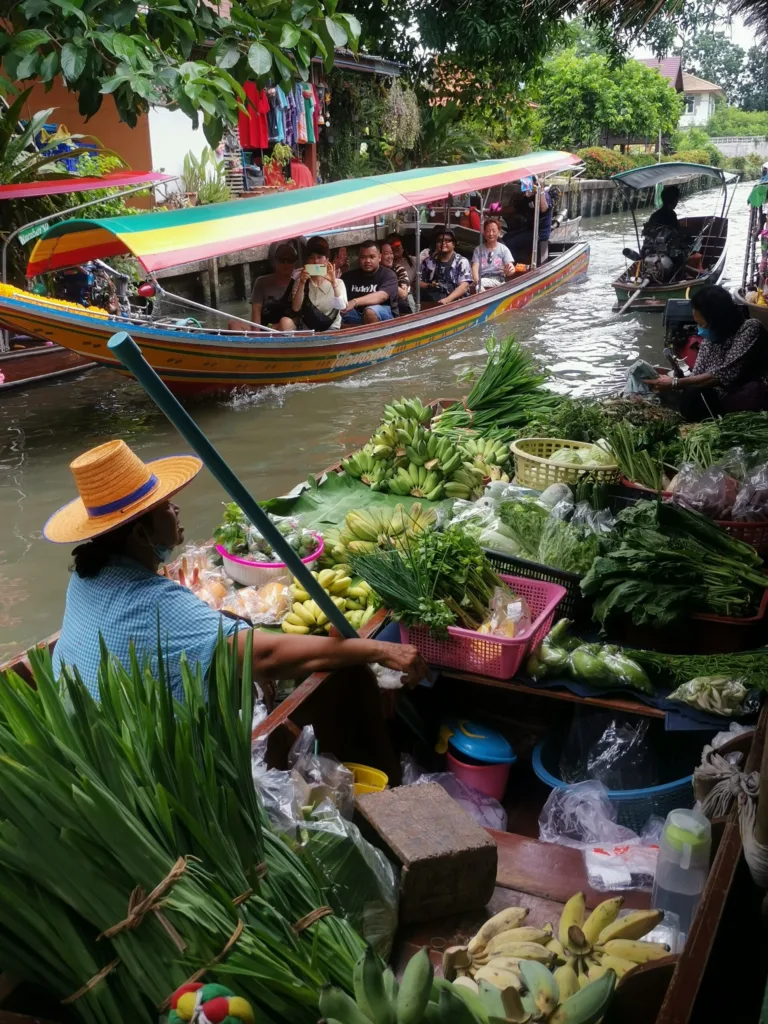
[611,162,728,191]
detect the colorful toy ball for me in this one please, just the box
[167,982,255,1024]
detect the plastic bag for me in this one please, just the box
[287,725,356,819]
[731,461,768,522]
[559,711,659,790]
[479,584,532,638]
[447,499,498,539]
[416,772,508,831]
[537,500,605,575]
[623,360,659,397]
[220,581,290,625]
[538,780,637,849]
[668,675,749,716]
[671,463,739,519]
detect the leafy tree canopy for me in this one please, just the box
[742,46,768,111]
[537,49,682,150]
[0,0,360,145]
[707,104,768,135]
[678,32,745,104]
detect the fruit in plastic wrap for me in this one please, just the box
[478,585,532,638]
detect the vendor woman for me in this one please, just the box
[645,285,768,419]
[45,440,426,701]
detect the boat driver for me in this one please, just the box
[45,439,428,703]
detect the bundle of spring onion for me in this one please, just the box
[0,634,364,1023]
[431,335,560,442]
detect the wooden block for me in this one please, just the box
[356,783,497,924]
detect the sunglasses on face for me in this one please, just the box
[278,258,295,264]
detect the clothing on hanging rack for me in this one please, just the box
[267,86,288,143]
[238,83,270,149]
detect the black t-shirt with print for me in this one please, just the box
[342,266,399,316]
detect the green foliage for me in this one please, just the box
[577,147,634,178]
[181,146,231,204]
[707,105,768,136]
[416,103,490,167]
[668,147,721,167]
[741,47,768,112]
[538,50,682,150]
[677,32,745,104]
[1,0,360,145]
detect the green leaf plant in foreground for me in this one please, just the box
[0,630,365,1022]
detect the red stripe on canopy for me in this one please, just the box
[0,172,174,201]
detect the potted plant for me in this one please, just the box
[181,147,232,205]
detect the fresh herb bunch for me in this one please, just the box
[581,500,768,629]
[213,501,248,554]
[605,422,669,491]
[624,646,768,691]
[538,515,601,575]
[351,526,502,632]
[432,335,559,442]
[516,398,610,444]
[497,498,550,559]
[0,635,365,1023]
[673,411,768,469]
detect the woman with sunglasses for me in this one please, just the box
[471,218,515,292]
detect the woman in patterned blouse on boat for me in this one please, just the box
[645,286,768,419]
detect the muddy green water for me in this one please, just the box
[0,182,754,658]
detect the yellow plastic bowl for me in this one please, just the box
[344,762,389,795]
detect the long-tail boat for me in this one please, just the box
[0,154,589,394]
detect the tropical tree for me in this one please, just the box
[0,0,360,146]
[741,46,768,111]
[536,50,682,150]
[678,32,745,104]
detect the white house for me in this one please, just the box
[679,72,725,128]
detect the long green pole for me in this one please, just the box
[107,331,357,638]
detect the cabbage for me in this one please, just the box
[549,447,582,465]
[580,444,615,467]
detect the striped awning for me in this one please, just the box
[27,152,580,276]
[0,172,174,202]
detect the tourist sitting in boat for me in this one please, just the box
[282,235,347,332]
[341,241,399,324]
[250,243,297,326]
[45,440,428,703]
[472,218,515,292]
[333,245,350,276]
[381,241,414,314]
[501,178,551,264]
[385,232,418,294]
[644,285,768,418]
[420,230,473,306]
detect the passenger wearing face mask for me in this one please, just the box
[644,286,768,419]
[46,441,428,703]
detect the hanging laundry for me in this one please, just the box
[302,84,316,145]
[238,83,270,149]
[295,84,308,144]
[267,86,288,143]
[311,83,321,141]
[285,87,297,147]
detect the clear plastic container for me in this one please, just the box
[651,808,711,946]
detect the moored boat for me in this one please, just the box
[610,162,732,314]
[733,173,768,328]
[0,154,589,394]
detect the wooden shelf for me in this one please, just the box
[439,669,666,719]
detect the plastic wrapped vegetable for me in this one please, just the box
[597,651,654,694]
[549,447,583,465]
[668,675,749,716]
[569,645,615,685]
[478,585,532,638]
[732,461,768,522]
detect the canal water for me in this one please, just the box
[0,181,753,659]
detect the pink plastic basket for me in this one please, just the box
[216,533,323,586]
[399,574,567,680]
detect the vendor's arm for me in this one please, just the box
[471,247,481,287]
[232,630,428,688]
[644,372,716,392]
[438,281,470,305]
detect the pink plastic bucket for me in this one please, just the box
[446,750,512,801]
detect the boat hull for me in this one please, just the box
[611,215,727,312]
[0,342,95,392]
[0,243,589,393]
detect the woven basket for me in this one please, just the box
[511,438,621,489]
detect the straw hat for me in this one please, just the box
[43,440,202,544]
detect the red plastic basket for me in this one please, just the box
[715,520,768,556]
[399,574,567,680]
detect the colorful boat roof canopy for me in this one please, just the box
[611,162,727,191]
[27,153,581,276]
[0,172,174,202]
[748,174,768,208]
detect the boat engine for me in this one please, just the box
[51,260,135,316]
[663,298,700,370]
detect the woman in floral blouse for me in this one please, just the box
[645,286,768,418]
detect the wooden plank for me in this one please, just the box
[489,830,652,911]
[442,670,666,719]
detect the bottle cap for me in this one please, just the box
[663,809,711,860]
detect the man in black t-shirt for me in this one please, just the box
[341,241,399,325]
[645,185,681,232]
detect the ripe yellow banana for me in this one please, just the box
[582,896,625,946]
[558,892,586,948]
[598,939,670,963]
[578,962,609,989]
[594,953,639,979]
[548,969,617,1024]
[482,956,523,976]
[452,976,479,995]
[467,906,528,955]
[317,569,337,589]
[292,601,317,626]
[553,963,580,1000]
[545,937,567,961]
[475,940,555,965]
[281,621,309,634]
[473,965,523,991]
[597,909,664,945]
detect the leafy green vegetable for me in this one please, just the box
[213,501,248,553]
[671,411,768,469]
[538,515,601,574]
[624,647,768,692]
[497,498,549,559]
[605,422,668,490]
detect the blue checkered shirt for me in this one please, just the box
[53,556,239,700]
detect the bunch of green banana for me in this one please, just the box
[459,437,512,481]
[554,892,668,985]
[281,567,376,634]
[445,462,485,501]
[370,421,401,460]
[388,462,445,500]
[330,504,438,563]
[321,945,439,1024]
[382,396,433,425]
[341,445,393,489]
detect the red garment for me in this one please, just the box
[290,159,314,189]
[238,83,270,149]
[468,208,481,231]
[311,83,321,141]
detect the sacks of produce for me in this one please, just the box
[214,502,319,561]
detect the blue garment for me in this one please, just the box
[341,304,394,324]
[53,556,239,701]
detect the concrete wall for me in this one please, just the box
[147,108,210,190]
[552,173,711,219]
[710,136,768,158]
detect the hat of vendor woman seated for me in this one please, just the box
[43,439,202,543]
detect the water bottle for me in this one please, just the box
[651,809,711,947]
